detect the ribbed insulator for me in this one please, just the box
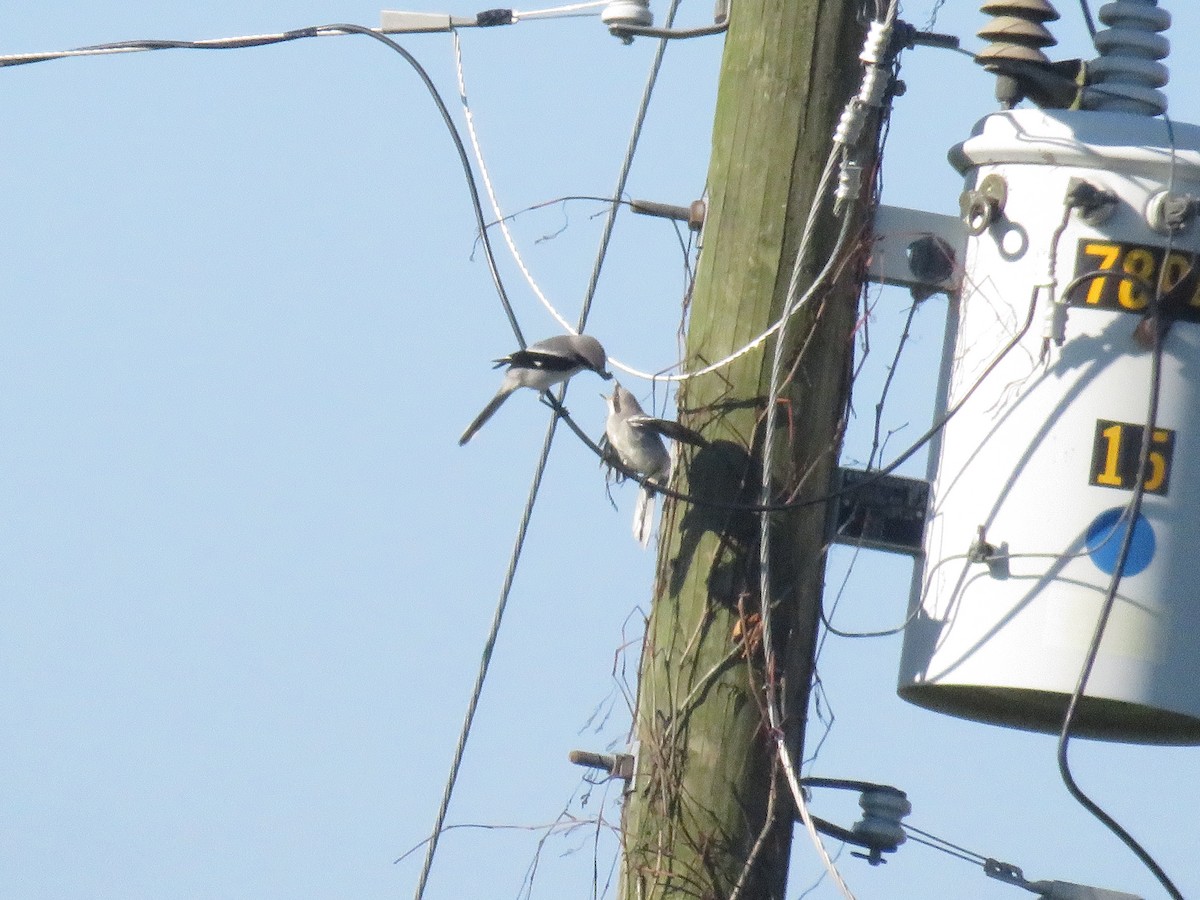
[851,788,912,852]
[975,0,1060,67]
[1085,0,1170,116]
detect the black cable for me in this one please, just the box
[1079,0,1098,40]
[3,25,526,349]
[314,24,524,348]
[1054,118,1183,898]
[1054,131,1183,898]
[75,33,320,52]
[1055,301,1181,900]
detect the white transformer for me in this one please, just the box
[897,107,1200,744]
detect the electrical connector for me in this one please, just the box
[380,10,481,32]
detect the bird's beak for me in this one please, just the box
[600,369,614,381]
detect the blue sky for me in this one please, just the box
[1,2,1197,899]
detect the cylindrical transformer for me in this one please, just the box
[898,108,1200,744]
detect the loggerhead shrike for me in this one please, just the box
[459,333,611,445]
[603,381,706,547]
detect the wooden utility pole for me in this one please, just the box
[618,2,877,898]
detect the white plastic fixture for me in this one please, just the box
[601,0,652,30]
[898,107,1200,744]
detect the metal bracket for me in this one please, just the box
[867,204,965,297]
[984,859,1145,899]
[829,467,930,556]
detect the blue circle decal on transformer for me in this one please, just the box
[1085,507,1156,576]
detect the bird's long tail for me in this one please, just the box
[633,486,657,549]
[458,385,516,445]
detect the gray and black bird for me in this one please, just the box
[459,333,611,445]
[603,381,706,547]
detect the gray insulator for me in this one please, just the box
[1085,0,1171,115]
[851,788,912,851]
[976,0,1060,67]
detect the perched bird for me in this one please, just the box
[459,333,611,445]
[603,381,706,548]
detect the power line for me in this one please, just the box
[410,2,685,894]
[578,0,684,322]
[1054,114,1184,900]
[326,23,525,346]
[409,419,563,900]
[0,21,528,348]
[1078,0,1098,40]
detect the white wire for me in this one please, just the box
[452,32,665,380]
[452,32,670,381]
[781,741,858,899]
[452,31,857,386]
[514,0,608,20]
[452,31,579,337]
[0,45,156,64]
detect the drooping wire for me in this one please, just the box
[410,3,684,896]
[0,22,526,349]
[821,553,971,640]
[458,41,919,391]
[821,524,1149,642]
[450,28,966,390]
[1054,115,1183,900]
[1078,0,1098,40]
[453,30,553,341]
[453,9,714,389]
[324,24,525,346]
[475,212,882,383]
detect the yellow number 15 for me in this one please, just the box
[1096,423,1170,492]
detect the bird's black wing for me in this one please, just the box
[498,347,590,373]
